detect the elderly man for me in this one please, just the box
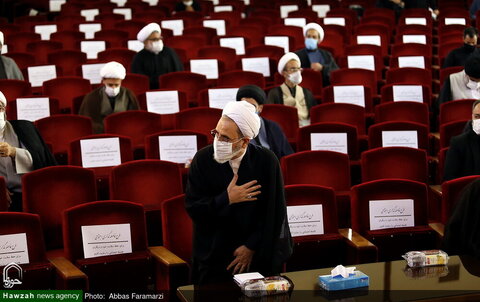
[0,31,24,80]
[131,23,183,89]
[444,99,480,181]
[236,85,293,158]
[267,52,316,126]
[443,27,479,68]
[294,22,338,86]
[185,101,293,285]
[0,91,56,211]
[79,61,139,133]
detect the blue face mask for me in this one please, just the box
[305,38,318,50]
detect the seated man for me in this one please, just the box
[79,61,139,133]
[236,85,293,158]
[444,99,480,181]
[131,23,183,89]
[294,22,338,86]
[267,52,316,126]
[443,27,479,69]
[0,91,56,211]
[0,31,24,80]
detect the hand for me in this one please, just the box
[227,245,254,275]
[433,9,439,16]
[311,62,323,72]
[227,174,261,204]
[5,189,12,206]
[0,142,16,158]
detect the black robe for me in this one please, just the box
[443,45,480,69]
[130,47,183,89]
[294,48,339,87]
[443,178,480,258]
[254,117,293,159]
[443,127,480,181]
[174,1,202,12]
[185,144,293,285]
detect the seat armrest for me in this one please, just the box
[429,222,445,238]
[149,246,187,266]
[339,228,378,264]
[48,257,88,290]
[149,246,190,292]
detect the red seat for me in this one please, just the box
[439,99,475,126]
[342,44,384,80]
[322,84,374,114]
[182,26,218,45]
[167,36,206,60]
[368,121,430,151]
[174,107,222,141]
[330,68,379,95]
[310,103,366,135]
[375,101,430,129]
[441,175,480,224]
[217,70,266,89]
[391,42,432,57]
[159,72,208,105]
[97,48,136,73]
[114,20,147,40]
[7,96,60,121]
[2,52,35,71]
[352,25,390,57]
[94,29,129,48]
[389,55,432,70]
[47,50,88,76]
[227,26,264,45]
[380,83,432,106]
[245,45,284,61]
[6,32,41,52]
[386,67,433,92]
[439,120,468,149]
[260,104,298,145]
[42,77,92,113]
[26,40,62,65]
[0,177,8,211]
[439,66,463,86]
[144,130,209,160]
[122,73,150,97]
[50,30,84,50]
[197,46,237,71]
[0,79,32,101]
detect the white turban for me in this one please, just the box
[100,61,126,80]
[222,101,260,139]
[0,31,3,46]
[0,91,6,107]
[137,23,161,42]
[303,22,324,43]
[277,52,301,74]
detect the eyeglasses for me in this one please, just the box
[285,67,303,73]
[146,37,163,42]
[210,129,243,143]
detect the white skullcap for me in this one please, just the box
[137,23,161,42]
[277,52,301,74]
[303,22,324,43]
[0,91,6,107]
[0,31,3,46]
[100,61,126,80]
[222,101,260,139]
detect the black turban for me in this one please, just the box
[236,85,266,105]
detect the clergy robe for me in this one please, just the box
[79,86,139,134]
[294,48,339,87]
[0,56,24,80]
[252,117,293,159]
[443,126,480,181]
[185,144,293,285]
[131,47,183,89]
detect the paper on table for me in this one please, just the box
[16,97,50,122]
[382,130,418,148]
[79,23,102,39]
[128,40,144,52]
[35,24,57,40]
[113,8,131,20]
[49,0,66,12]
[208,88,238,109]
[369,199,415,231]
[190,59,219,79]
[82,63,106,84]
[333,85,365,107]
[323,17,345,26]
[402,35,426,44]
[312,4,330,17]
[393,85,423,102]
[398,56,425,69]
[241,57,270,77]
[203,19,226,36]
[233,272,265,285]
[265,36,289,53]
[311,133,348,154]
[146,90,180,114]
[219,37,245,55]
[80,137,122,168]
[80,9,99,21]
[27,65,57,88]
[214,5,232,12]
[445,18,466,25]
[347,55,375,71]
[159,135,197,164]
[280,4,298,18]
[81,223,132,259]
[356,35,381,46]
[81,41,106,59]
[287,204,324,237]
[161,19,184,36]
[0,233,29,266]
[284,18,306,27]
[405,17,427,25]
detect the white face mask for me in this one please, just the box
[148,40,164,54]
[213,137,243,164]
[105,86,120,97]
[0,113,5,131]
[473,119,480,135]
[288,70,302,85]
[467,79,480,90]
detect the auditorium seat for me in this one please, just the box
[42,77,92,113]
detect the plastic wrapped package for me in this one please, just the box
[239,276,293,298]
[403,250,449,268]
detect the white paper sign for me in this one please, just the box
[80,137,122,168]
[265,36,289,53]
[214,5,233,12]
[445,18,466,25]
[82,63,106,84]
[333,85,365,107]
[241,57,270,77]
[323,17,345,26]
[382,130,418,148]
[79,23,102,39]
[142,0,158,5]
[284,18,306,27]
[113,8,131,20]
[280,5,298,18]
[369,199,415,231]
[312,4,330,17]
[27,65,57,87]
[80,9,99,21]
[310,133,348,154]
[0,233,29,266]
[347,55,375,71]
[1,45,7,54]
[81,223,132,258]
[203,20,226,36]
[357,35,381,46]
[49,0,66,12]
[398,56,425,69]
[405,17,427,25]
[161,20,184,36]
[220,37,245,55]
[208,88,239,109]
[190,59,219,79]
[287,205,324,237]
[146,90,180,114]
[128,40,144,52]
[81,41,106,59]
[16,97,50,121]
[159,135,197,163]
[402,35,426,44]
[35,24,57,40]
[393,85,423,103]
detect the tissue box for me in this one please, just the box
[318,271,369,291]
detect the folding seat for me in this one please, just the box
[440,175,480,225]
[110,160,183,245]
[93,29,129,48]
[260,104,298,146]
[267,24,304,50]
[114,19,147,40]
[55,15,86,31]
[330,68,379,96]
[94,13,125,29]
[136,89,188,118]
[322,84,374,116]
[97,48,136,73]
[144,130,209,161]
[122,73,150,97]
[390,42,432,58]
[439,99,475,126]
[227,26,264,46]
[50,30,84,50]
[363,7,396,22]
[174,107,222,141]
[7,96,60,121]
[284,68,324,100]
[0,79,32,101]
[209,11,242,27]
[183,26,217,45]
[159,72,208,105]
[375,101,430,128]
[385,67,434,93]
[322,24,351,45]
[6,32,42,53]
[352,25,390,57]
[439,45,463,69]
[310,103,366,136]
[439,120,468,149]
[438,31,463,46]
[389,54,432,70]
[368,121,430,152]
[341,44,385,80]
[22,166,97,252]
[380,83,432,106]
[2,52,35,71]
[134,11,168,24]
[326,7,358,29]
[394,28,433,45]
[287,9,319,22]
[42,77,92,113]
[169,11,204,27]
[351,179,441,261]
[395,24,432,37]
[0,23,21,38]
[281,150,352,227]
[62,200,166,291]
[47,50,88,77]
[245,45,287,62]
[104,110,163,159]
[360,15,395,30]
[197,46,237,71]
[25,40,63,65]
[217,70,266,89]
[0,212,87,290]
